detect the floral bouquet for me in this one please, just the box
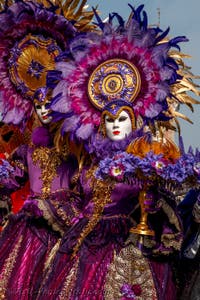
[96,148,200,236]
[0,153,14,180]
[95,149,200,190]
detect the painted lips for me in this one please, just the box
[113,131,120,135]
[42,115,48,119]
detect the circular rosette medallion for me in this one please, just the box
[88,59,141,109]
[9,34,61,98]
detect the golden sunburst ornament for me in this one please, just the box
[9,34,61,98]
[88,59,141,110]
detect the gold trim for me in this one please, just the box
[0,235,23,299]
[37,200,64,235]
[32,146,61,199]
[59,258,80,299]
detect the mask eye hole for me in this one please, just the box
[119,116,127,122]
[105,117,114,123]
[35,105,41,110]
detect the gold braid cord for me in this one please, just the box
[0,0,96,32]
[72,166,113,257]
[32,146,61,199]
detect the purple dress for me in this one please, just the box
[36,134,183,300]
[0,127,77,300]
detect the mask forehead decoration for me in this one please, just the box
[101,100,135,131]
[34,87,51,106]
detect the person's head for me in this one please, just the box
[101,100,135,141]
[33,87,52,125]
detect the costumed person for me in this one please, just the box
[36,99,185,300]
[0,0,77,230]
[35,4,200,299]
[0,0,96,219]
[0,86,79,299]
[0,1,97,298]
[176,186,200,300]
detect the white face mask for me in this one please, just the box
[35,102,52,124]
[105,110,132,141]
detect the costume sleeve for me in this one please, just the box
[178,189,200,259]
[192,189,200,223]
[0,144,28,191]
[0,145,28,224]
[34,160,84,235]
[136,188,183,257]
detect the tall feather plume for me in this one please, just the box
[58,0,96,31]
[167,49,200,129]
[0,0,96,31]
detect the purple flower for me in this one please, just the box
[120,283,142,299]
[152,159,168,174]
[120,283,136,299]
[0,158,14,180]
[95,148,200,190]
[109,164,125,181]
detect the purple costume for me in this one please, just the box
[0,127,77,299]
[177,189,200,299]
[36,134,182,300]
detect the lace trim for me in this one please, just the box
[38,200,64,235]
[104,244,157,299]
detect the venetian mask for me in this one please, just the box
[101,100,136,141]
[34,102,52,124]
[105,110,132,141]
[34,87,52,125]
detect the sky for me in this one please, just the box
[87,0,200,150]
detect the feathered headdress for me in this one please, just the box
[0,0,95,128]
[48,4,200,140]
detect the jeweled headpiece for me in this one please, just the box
[34,87,52,105]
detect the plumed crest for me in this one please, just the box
[0,0,78,128]
[47,3,200,140]
[0,0,96,129]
